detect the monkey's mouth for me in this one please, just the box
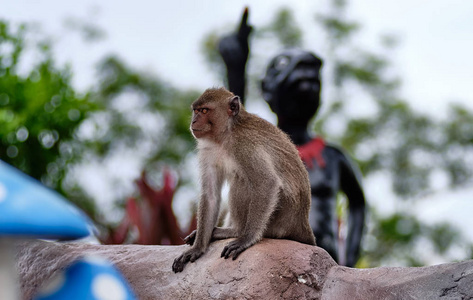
[191,128,206,136]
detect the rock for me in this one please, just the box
[16,240,473,299]
[16,239,336,300]
[322,261,473,300]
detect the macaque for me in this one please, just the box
[217,7,366,267]
[172,87,315,273]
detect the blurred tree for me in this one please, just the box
[0,20,198,224]
[0,20,97,203]
[76,55,199,222]
[89,55,197,165]
[315,1,473,197]
[260,8,303,48]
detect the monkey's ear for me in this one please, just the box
[228,96,240,117]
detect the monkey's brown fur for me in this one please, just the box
[172,87,315,273]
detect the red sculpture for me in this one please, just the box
[104,169,196,245]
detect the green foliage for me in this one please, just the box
[316,16,359,45]
[0,20,197,220]
[90,56,197,165]
[262,8,303,48]
[66,56,198,220]
[314,1,473,199]
[364,212,463,266]
[429,223,461,255]
[335,54,387,87]
[365,214,422,266]
[0,20,97,194]
[64,16,106,42]
[315,0,359,46]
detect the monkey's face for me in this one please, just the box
[190,105,213,139]
[190,102,230,140]
[190,89,241,141]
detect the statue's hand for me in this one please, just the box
[218,7,252,70]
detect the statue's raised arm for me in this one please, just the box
[218,7,253,104]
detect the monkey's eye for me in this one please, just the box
[201,108,209,114]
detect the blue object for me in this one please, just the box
[34,256,137,300]
[0,160,92,239]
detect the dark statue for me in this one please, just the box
[218,8,366,267]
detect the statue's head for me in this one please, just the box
[261,49,323,123]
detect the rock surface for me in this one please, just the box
[16,239,473,300]
[17,239,336,300]
[322,261,473,300]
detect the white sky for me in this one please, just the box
[2,0,473,261]
[3,0,473,114]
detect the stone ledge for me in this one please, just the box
[16,240,473,299]
[322,260,473,300]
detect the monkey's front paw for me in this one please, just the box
[172,248,204,273]
[183,230,197,245]
[221,239,250,260]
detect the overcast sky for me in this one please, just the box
[3,0,473,115]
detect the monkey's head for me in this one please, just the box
[261,49,323,123]
[190,88,241,141]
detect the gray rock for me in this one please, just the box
[322,262,473,300]
[17,239,336,300]
[16,239,473,300]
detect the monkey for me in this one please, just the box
[172,87,316,273]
